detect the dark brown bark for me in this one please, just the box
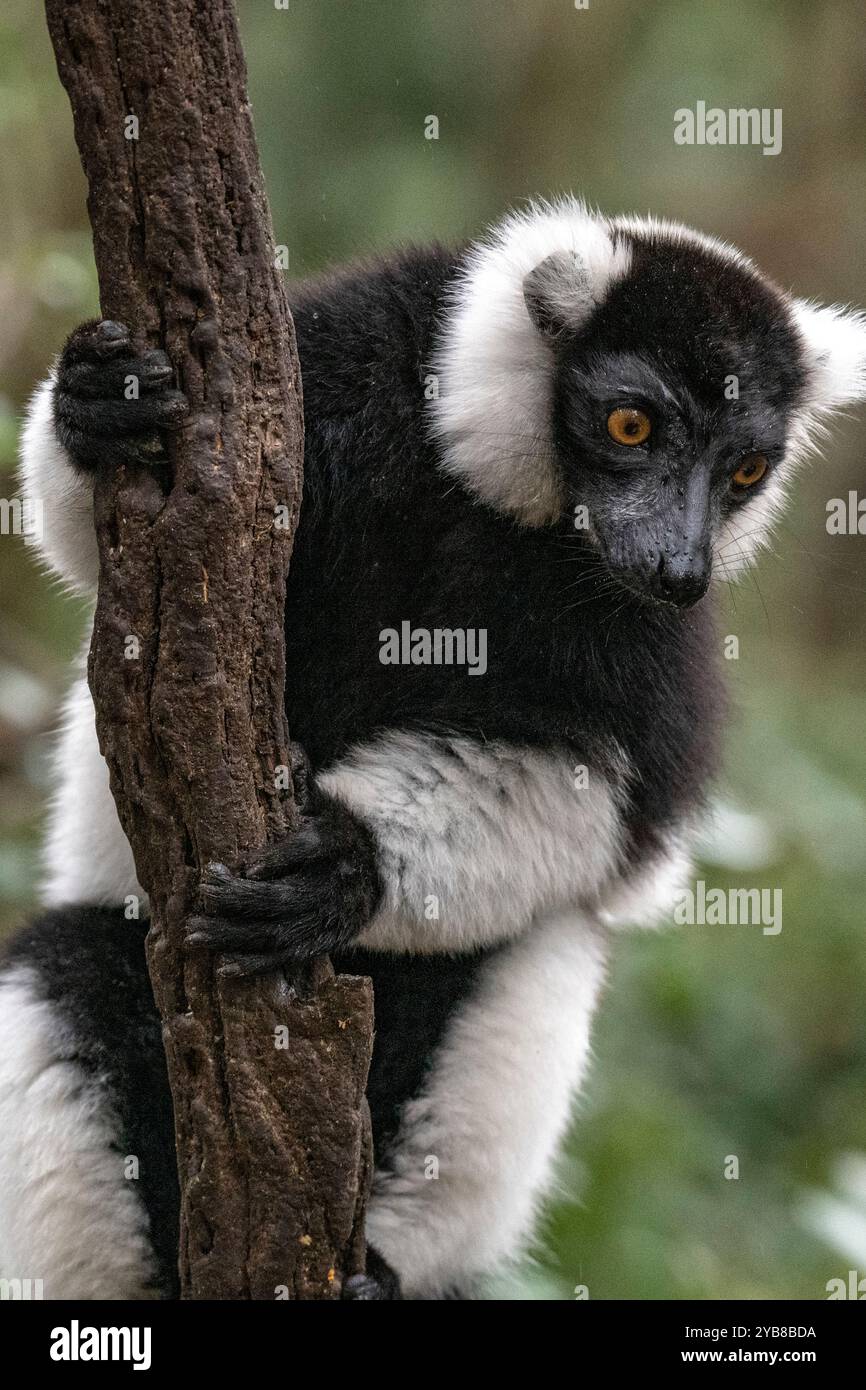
[45,0,374,1299]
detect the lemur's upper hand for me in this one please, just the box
[54,319,189,473]
[187,745,383,976]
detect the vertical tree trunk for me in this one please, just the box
[45,0,374,1300]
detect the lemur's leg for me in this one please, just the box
[0,909,176,1299]
[0,905,607,1301]
[364,909,609,1299]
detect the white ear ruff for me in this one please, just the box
[428,197,631,527]
[790,298,866,411]
[716,300,866,578]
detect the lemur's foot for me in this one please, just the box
[342,1248,402,1301]
[54,319,189,473]
[187,744,382,975]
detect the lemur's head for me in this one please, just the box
[431,198,866,608]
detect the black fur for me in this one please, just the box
[332,943,492,1159]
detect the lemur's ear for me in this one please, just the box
[523,251,597,339]
[790,298,866,409]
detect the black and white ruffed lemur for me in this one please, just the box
[1,199,865,1299]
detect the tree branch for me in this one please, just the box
[45,0,373,1300]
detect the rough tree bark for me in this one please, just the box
[45,0,374,1299]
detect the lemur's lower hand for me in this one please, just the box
[54,319,188,473]
[187,745,382,976]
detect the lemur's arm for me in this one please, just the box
[190,727,625,968]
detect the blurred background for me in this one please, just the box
[1,0,865,1299]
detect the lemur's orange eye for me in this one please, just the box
[607,407,651,446]
[732,454,768,488]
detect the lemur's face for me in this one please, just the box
[556,365,784,607]
[537,233,810,609]
[431,202,866,597]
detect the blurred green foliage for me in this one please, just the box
[1,0,865,1300]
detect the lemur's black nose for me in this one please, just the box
[655,549,711,606]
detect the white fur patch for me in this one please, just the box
[41,662,145,911]
[428,197,632,526]
[366,910,609,1298]
[0,966,157,1299]
[791,298,866,410]
[17,374,99,596]
[598,835,693,930]
[320,730,627,953]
